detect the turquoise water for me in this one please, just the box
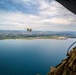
[0,39,76,75]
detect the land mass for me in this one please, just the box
[0,30,76,40]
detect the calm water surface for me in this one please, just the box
[0,39,76,75]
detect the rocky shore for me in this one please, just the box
[47,47,76,75]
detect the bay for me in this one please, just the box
[0,38,76,75]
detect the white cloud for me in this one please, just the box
[39,0,76,25]
[0,0,76,31]
[0,11,47,30]
[50,18,71,25]
[13,0,38,5]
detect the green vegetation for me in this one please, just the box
[0,34,68,40]
[0,34,66,40]
[0,31,76,40]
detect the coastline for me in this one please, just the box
[0,36,68,40]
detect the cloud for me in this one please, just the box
[0,0,39,14]
[0,0,76,31]
[0,11,47,30]
[38,0,76,26]
[50,18,71,25]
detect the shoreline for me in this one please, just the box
[0,36,76,40]
[0,37,69,40]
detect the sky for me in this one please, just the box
[0,0,76,31]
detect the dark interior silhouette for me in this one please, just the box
[56,0,76,14]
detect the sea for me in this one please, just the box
[0,38,76,75]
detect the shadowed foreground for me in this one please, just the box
[47,47,76,75]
